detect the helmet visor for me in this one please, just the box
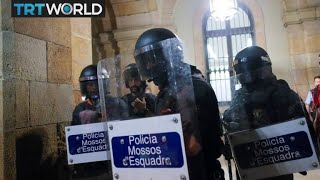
[134,49,166,82]
[80,80,99,100]
[134,38,182,85]
[236,65,273,85]
[233,55,271,75]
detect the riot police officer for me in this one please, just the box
[72,64,128,125]
[72,64,101,125]
[223,46,313,180]
[223,46,307,133]
[134,28,224,180]
[122,63,156,118]
[71,64,112,179]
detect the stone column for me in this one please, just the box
[0,0,15,178]
[283,7,320,99]
[71,18,93,106]
[97,32,118,59]
[13,17,73,179]
[113,28,144,95]
[0,4,77,178]
[97,0,177,94]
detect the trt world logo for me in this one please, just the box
[12,0,105,17]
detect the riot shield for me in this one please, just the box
[222,66,320,180]
[64,56,134,179]
[97,56,129,121]
[64,57,127,179]
[95,38,223,180]
[97,50,193,180]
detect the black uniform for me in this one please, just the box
[191,69,225,179]
[122,63,156,118]
[72,99,97,125]
[70,98,111,179]
[154,64,224,180]
[134,28,225,180]
[223,77,306,132]
[70,64,112,179]
[122,93,156,118]
[222,46,316,180]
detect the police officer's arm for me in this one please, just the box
[275,80,306,120]
[118,97,130,120]
[135,93,157,117]
[278,81,319,162]
[72,101,99,125]
[136,97,155,117]
[223,89,251,132]
[145,93,156,114]
[193,77,224,159]
[274,80,317,144]
[72,105,82,125]
[79,110,99,124]
[176,85,202,156]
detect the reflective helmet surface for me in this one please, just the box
[233,46,272,85]
[79,64,99,100]
[134,28,183,86]
[135,28,177,49]
[123,63,146,88]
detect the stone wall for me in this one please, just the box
[0,11,93,179]
[0,0,15,177]
[71,18,93,106]
[283,5,320,100]
[14,18,73,179]
[1,0,164,177]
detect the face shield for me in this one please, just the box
[97,66,110,95]
[233,56,273,86]
[79,69,100,101]
[80,80,99,100]
[134,38,183,86]
[124,70,146,95]
[97,56,129,121]
[124,69,140,83]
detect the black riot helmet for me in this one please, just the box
[79,64,99,101]
[134,28,184,86]
[123,63,147,88]
[233,46,273,85]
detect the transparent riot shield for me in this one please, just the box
[97,56,129,121]
[95,38,223,180]
[222,66,320,180]
[64,59,117,179]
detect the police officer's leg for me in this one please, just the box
[71,161,112,180]
[187,151,208,180]
[208,160,225,180]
